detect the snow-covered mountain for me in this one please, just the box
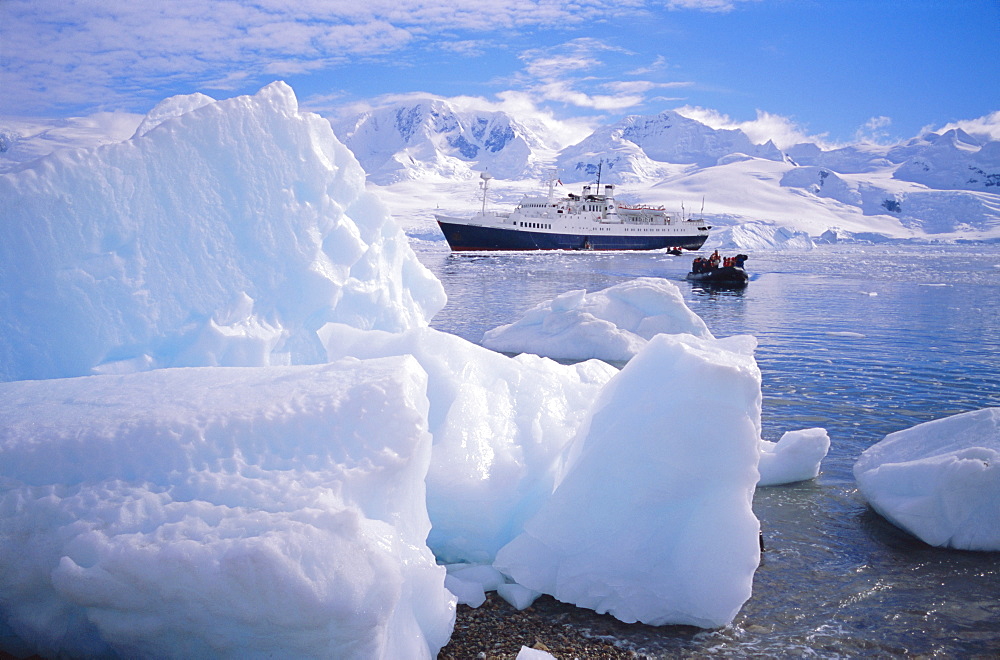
[4,90,998,243]
[332,99,561,185]
[556,110,786,183]
[334,100,1000,243]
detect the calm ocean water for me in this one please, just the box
[415,242,1000,657]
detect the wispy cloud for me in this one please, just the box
[513,39,690,114]
[0,0,738,116]
[664,0,760,12]
[674,105,831,149]
[929,111,1000,141]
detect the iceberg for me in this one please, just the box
[494,333,763,628]
[481,277,713,361]
[0,82,445,382]
[0,360,455,659]
[758,428,831,486]
[854,407,1000,551]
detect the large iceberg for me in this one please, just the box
[0,360,455,659]
[0,82,445,382]
[481,277,713,361]
[495,333,763,628]
[854,407,1000,551]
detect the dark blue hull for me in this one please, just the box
[437,220,708,252]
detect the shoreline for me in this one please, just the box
[439,592,698,659]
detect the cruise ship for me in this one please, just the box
[434,172,710,251]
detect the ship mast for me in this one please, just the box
[479,171,493,215]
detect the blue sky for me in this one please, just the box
[2,0,998,146]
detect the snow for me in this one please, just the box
[0,112,143,173]
[704,221,816,252]
[0,359,455,659]
[494,333,763,628]
[0,81,445,383]
[481,278,713,361]
[853,407,1000,551]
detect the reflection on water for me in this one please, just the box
[416,243,1000,656]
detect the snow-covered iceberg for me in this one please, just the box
[0,360,455,659]
[854,407,1000,551]
[495,333,763,628]
[481,277,713,361]
[0,82,445,382]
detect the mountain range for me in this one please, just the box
[334,99,1000,242]
[3,92,999,244]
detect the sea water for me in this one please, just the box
[415,242,1000,657]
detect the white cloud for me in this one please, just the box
[664,0,760,12]
[930,111,1000,141]
[674,105,831,149]
[513,39,682,113]
[853,116,894,145]
[603,80,690,95]
[0,0,637,115]
[627,55,669,76]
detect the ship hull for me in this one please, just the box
[436,219,709,252]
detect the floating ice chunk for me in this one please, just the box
[0,359,455,658]
[495,333,762,628]
[854,407,1000,551]
[516,647,557,660]
[758,428,831,486]
[481,277,713,361]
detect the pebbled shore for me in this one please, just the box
[439,592,654,659]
